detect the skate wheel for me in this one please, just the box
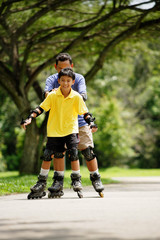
[27,193,32,199]
[77,191,83,198]
[48,192,62,198]
[48,192,51,198]
[99,192,104,198]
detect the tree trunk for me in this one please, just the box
[19,119,40,174]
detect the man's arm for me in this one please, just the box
[43,75,58,99]
[84,112,98,133]
[20,106,44,130]
[77,74,87,101]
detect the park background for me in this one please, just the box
[0,0,160,177]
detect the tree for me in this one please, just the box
[0,0,160,174]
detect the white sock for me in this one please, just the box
[40,168,49,176]
[72,170,80,174]
[90,169,99,175]
[55,171,64,176]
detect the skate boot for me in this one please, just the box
[70,173,83,198]
[48,172,64,198]
[27,174,47,199]
[90,173,104,198]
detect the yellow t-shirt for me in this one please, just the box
[40,87,88,137]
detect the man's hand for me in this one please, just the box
[45,88,58,98]
[84,112,98,133]
[20,117,32,130]
[91,126,98,133]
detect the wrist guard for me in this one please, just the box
[84,112,97,128]
[30,106,44,117]
[20,106,43,126]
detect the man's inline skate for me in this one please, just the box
[27,174,47,199]
[71,173,83,198]
[90,173,104,197]
[48,172,64,198]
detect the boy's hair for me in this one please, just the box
[58,67,75,80]
[56,53,72,65]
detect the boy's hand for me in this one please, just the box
[20,117,32,130]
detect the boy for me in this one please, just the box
[43,53,104,195]
[21,68,96,199]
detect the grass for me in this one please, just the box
[0,167,160,196]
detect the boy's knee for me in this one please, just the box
[68,148,79,161]
[43,149,54,161]
[54,152,64,159]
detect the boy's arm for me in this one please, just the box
[20,106,44,130]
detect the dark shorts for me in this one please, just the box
[46,134,79,153]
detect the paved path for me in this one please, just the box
[0,177,160,240]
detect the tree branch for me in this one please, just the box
[0,0,22,15]
[85,16,160,82]
[14,0,81,38]
[32,81,43,101]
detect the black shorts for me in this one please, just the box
[46,134,79,153]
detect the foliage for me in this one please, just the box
[0,89,24,171]
[86,37,160,169]
[88,94,135,167]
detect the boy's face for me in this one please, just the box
[55,60,73,73]
[58,75,75,91]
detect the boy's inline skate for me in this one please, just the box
[27,175,47,199]
[48,172,64,198]
[71,173,83,198]
[90,173,104,198]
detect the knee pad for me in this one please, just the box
[54,152,64,159]
[43,149,54,161]
[81,147,96,161]
[68,148,79,162]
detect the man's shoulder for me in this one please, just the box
[46,73,58,81]
[71,89,83,98]
[47,90,57,98]
[75,73,85,81]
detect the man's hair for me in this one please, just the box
[56,53,72,65]
[58,67,75,80]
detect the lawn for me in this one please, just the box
[0,167,160,196]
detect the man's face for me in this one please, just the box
[55,60,72,73]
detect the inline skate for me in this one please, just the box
[27,174,47,199]
[90,173,104,197]
[48,172,64,198]
[71,173,83,198]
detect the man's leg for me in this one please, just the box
[78,125,99,173]
[79,125,104,192]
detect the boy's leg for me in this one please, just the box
[39,147,54,176]
[53,153,65,171]
[28,147,53,199]
[66,134,82,192]
[48,138,65,197]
